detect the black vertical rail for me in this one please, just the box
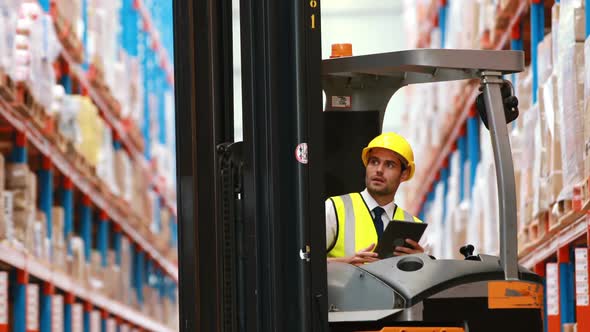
[237,0,262,329]
[239,0,326,331]
[217,143,240,331]
[173,0,234,330]
[293,0,327,331]
[299,1,328,330]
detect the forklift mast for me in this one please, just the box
[173,0,327,331]
[173,1,535,331]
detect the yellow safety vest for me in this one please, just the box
[327,192,422,258]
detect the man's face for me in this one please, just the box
[365,147,409,198]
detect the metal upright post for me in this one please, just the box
[156,268,165,305]
[153,197,161,232]
[441,162,449,224]
[481,71,519,280]
[39,157,53,248]
[40,282,53,332]
[38,0,50,11]
[438,0,448,48]
[80,196,92,262]
[467,108,480,199]
[13,270,27,332]
[531,0,544,103]
[101,310,108,332]
[114,224,122,266]
[98,211,109,267]
[137,246,145,307]
[129,243,136,307]
[57,59,72,94]
[510,21,523,85]
[170,217,177,248]
[62,177,74,255]
[81,0,88,70]
[458,128,467,202]
[239,0,325,330]
[173,0,235,330]
[557,246,575,327]
[64,293,74,332]
[13,132,27,163]
[83,302,91,332]
[533,263,548,332]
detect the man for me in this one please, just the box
[326,132,424,265]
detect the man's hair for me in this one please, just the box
[368,148,409,173]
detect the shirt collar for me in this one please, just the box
[360,188,396,220]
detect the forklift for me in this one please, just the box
[173,1,544,331]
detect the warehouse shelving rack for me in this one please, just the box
[0,0,179,331]
[407,0,528,215]
[412,0,590,330]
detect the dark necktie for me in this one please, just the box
[372,207,385,239]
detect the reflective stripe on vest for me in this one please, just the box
[327,192,422,258]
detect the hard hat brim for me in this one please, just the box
[362,147,414,181]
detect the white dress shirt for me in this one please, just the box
[325,189,396,250]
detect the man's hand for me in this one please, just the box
[394,239,424,256]
[328,243,379,265]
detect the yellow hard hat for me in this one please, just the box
[361,132,415,180]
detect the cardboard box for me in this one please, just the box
[72,96,104,167]
[13,209,31,250]
[584,36,590,181]
[33,210,47,260]
[90,310,100,332]
[51,207,65,247]
[0,272,9,329]
[543,74,564,203]
[53,243,67,272]
[88,250,104,292]
[575,7,586,43]
[26,283,39,332]
[51,294,64,332]
[558,42,585,198]
[552,4,560,64]
[106,318,116,332]
[70,236,86,282]
[72,302,83,332]
[538,34,554,85]
[5,163,29,189]
[0,191,12,242]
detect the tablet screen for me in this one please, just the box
[374,220,428,258]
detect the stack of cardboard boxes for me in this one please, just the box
[52,207,67,272]
[6,163,36,252]
[514,1,587,245]
[402,0,590,257]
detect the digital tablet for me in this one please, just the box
[374,220,428,258]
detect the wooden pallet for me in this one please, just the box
[542,197,587,249]
[166,248,178,264]
[494,0,520,31]
[576,176,590,212]
[12,83,34,116]
[64,142,96,180]
[518,228,534,254]
[549,199,574,231]
[129,127,146,153]
[528,211,550,244]
[0,69,15,101]
[48,130,69,153]
[154,234,170,254]
[29,100,51,132]
[88,62,123,119]
[52,10,83,63]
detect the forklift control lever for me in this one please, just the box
[459,244,480,261]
